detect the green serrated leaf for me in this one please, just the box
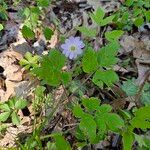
[95,114,107,132]
[130,106,150,129]
[79,114,97,143]
[0,104,10,112]
[11,111,20,125]
[0,112,10,122]
[33,50,66,86]
[73,105,84,118]
[15,99,28,109]
[8,98,16,109]
[75,127,86,141]
[82,47,98,73]
[77,26,97,37]
[22,25,35,39]
[105,30,124,41]
[20,52,39,70]
[92,70,119,88]
[82,97,100,111]
[98,104,112,113]
[106,113,124,132]
[97,41,120,67]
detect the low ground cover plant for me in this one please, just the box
[0,0,150,149]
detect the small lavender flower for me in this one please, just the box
[61,36,85,59]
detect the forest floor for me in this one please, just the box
[0,0,150,149]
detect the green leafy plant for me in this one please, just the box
[20,0,54,40]
[19,52,40,70]
[10,2,150,149]
[32,50,71,87]
[0,97,28,125]
[82,41,120,88]
[90,7,115,26]
[113,0,150,30]
[122,80,150,105]
[77,7,116,37]
[73,97,124,144]
[122,106,150,150]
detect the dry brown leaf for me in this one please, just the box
[0,125,32,147]
[120,35,135,53]
[47,29,59,49]
[133,38,150,84]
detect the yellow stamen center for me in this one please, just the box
[70,45,76,51]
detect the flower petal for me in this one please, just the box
[69,52,75,59]
[61,44,68,50]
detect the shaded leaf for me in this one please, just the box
[22,25,35,39]
[122,80,138,96]
[43,27,54,40]
[61,72,71,86]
